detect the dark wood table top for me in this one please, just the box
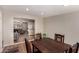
[32,39,71,53]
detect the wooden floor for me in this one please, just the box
[2,41,27,53]
[2,34,34,53]
[18,35,27,53]
[18,41,27,53]
[3,34,27,53]
[18,34,33,53]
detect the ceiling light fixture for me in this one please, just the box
[26,8,29,11]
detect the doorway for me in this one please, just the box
[13,18,35,43]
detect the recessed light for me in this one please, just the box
[26,8,29,11]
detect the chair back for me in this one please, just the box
[35,33,42,40]
[54,33,64,43]
[25,38,32,53]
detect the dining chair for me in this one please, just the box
[33,33,42,53]
[73,42,79,53]
[24,38,32,53]
[54,33,64,43]
[35,33,42,40]
[65,42,79,53]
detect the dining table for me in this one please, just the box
[32,38,71,53]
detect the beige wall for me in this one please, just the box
[44,11,79,45]
[0,9,2,52]
[2,10,44,47]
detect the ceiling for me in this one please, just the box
[1,5,79,18]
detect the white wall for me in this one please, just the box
[0,9,2,52]
[2,11,44,46]
[44,11,79,45]
[3,11,14,46]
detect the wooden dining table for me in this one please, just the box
[32,38,71,53]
